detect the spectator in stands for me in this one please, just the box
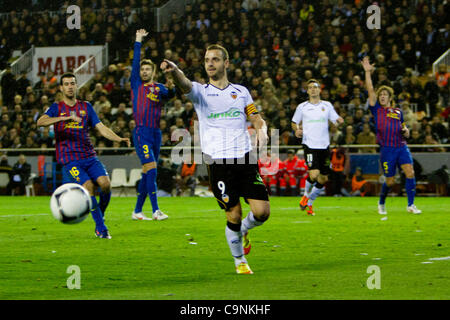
[424,134,445,152]
[155,155,177,197]
[356,123,376,153]
[0,154,12,179]
[430,115,447,143]
[436,64,449,107]
[350,167,369,197]
[175,153,197,197]
[7,154,31,195]
[0,64,16,107]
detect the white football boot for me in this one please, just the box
[152,209,169,220]
[378,204,387,215]
[407,204,422,214]
[132,212,152,220]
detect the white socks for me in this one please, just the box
[304,179,314,197]
[308,185,324,206]
[225,225,246,266]
[241,211,264,235]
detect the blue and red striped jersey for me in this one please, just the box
[131,41,176,128]
[369,101,406,147]
[45,100,100,164]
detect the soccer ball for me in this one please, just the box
[50,183,92,224]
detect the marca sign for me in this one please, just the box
[32,46,103,84]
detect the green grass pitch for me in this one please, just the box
[0,196,449,300]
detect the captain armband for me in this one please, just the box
[245,103,258,117]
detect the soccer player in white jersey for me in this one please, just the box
[291,79,344,216]
[160,44,270,275]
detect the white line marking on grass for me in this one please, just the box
[421,262,433,264]
[0,213,49,218]
[428,256,450,261]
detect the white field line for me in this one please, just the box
[0,213,49,218]
[428,256,450,261]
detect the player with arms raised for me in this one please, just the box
[130,29,176,221]
[291,79,344,216]
[361,56,421,214]
[161,44,270,275]
[37,73,130,238]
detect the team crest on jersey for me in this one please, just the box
[230,91,238,99]
[80,110,86,116]
[147,91,160,102]
[322,107,325,111]
[222,194,229,203]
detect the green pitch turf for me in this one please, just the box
[0,196,449,300]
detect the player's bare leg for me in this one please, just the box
[225,202,252,274]
[241,199,270,255]
[401,163,421,214]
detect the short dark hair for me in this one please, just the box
[60,72,77,85]
[140,59,155,68]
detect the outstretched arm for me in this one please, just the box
[361,56,377,106]
[95,122,131,147]
[160,59,192,94]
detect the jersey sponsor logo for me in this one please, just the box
[386,112,400,120]
[230,91,238,99]
[207,107,241,119]
[305,117,327,123]
[64,122,84,129]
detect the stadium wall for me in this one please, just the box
[3,153,449,182]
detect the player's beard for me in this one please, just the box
[65,92,75,99]
[141,72,153,83]
[208,65,226,81]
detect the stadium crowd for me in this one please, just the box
[0,0,449,195]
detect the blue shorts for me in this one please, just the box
[380,145,413,177]
[64,157,109,185]
[133,126,162,165]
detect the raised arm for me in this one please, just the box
[361,56,377,106]
[160,59,192,94]
[131,29,148,86]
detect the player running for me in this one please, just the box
[37,73,130,239]
[130,29,176,221]
[161,44,270,275]
[291,79,344,216]
[361,56,421,214]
